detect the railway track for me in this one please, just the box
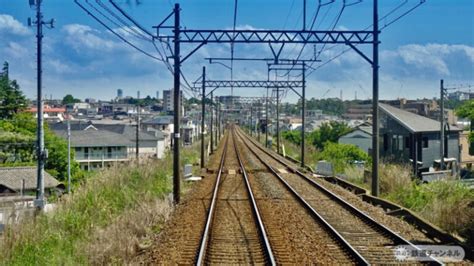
[196,127,275,264]
[234,126,444,265]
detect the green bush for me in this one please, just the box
[319,142,369,173]
[386,179,474,239]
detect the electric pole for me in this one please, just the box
[29,0,54,210]
[371,0,380,197]
[136,90,140,162]
[276,87,280,154]
[200,67,205,169]
[67,117,71,193]
[210,91,214,153]
[265,87,269,148]
[440,79,445,170]
[301,64,306,167]
[172,3,181,204]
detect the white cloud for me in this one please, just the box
[393,43,474,76]
[4,41,29,58]
[0,14,31,36]
[62,24,123,52]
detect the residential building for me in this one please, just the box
[163,89,183,112]
[460,131,474,168]
[51,121,166,161]
[92,124,166,159]
[339,124,372,154]
[141,116,174,148]
[379,103,461,174]
[448,91,474,101]
[342,103,372,121]
[339,104,462,174]
[27,105,66,122]
[0,167,64,196]
[53,129,132,171]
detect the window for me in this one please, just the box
[383,134,388,151]
[405,137,410,149]
[422,137,429,148]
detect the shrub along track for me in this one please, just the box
[235,126,444,265]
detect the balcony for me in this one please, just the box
[75,152,129,162]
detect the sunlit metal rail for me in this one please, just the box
[196,126,276,265]
[234,126,444,265]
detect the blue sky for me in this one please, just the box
[0,0,473,102]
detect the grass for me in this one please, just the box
[344,163,474,243]
[0,142,202,265]
[257,133,474,245]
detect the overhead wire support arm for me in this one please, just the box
[157,29,374,44]
[196,80,304,88]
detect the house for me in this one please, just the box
[142,116,174,147]
[51,121,166,160]
[460,131,474,168]
[379,103,461,174]
[53,129,132,171]
[92,124,166,159]
[27,105,66,122]
[339,104,462,174]
[339,124,372,154]
[0,167,64,196]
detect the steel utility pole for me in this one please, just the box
[216,99,220,141]
[210,91,214,153]
[371,0,380,197]
[440,79,445,170]
[218,101,221,140]
[276,87,280,154]
[136,91,140,162]
[250,106,253,137]
[200,67,206,168]
[301,64,306,167]
[257,102,261,142]
[67,117,71,193]
[172,3,181,204]
[30,0,54,210]
[265,87,269,148]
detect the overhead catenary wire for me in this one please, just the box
[74,0,165,62]
[104,0,195,92]
[304,0,426,78]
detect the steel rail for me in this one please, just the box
[231,126,277,265]
[195,132,230,265]
[236,127,445,265]
[234,128,369,265]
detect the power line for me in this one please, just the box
[75,0,165,62]
[282,0,296,29]
[304,0,426,78]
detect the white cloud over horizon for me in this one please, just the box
[1,18,472,102]
[0,14,31,36]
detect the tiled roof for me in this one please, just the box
[53,129,134,147]
[0,167,61,191]
[379,103,461,133]
[142,116,173,125]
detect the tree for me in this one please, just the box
[297,97,347,116]
[0,62,28,119]
[307,121,352,149]
[282,130,302,144]
[456,99,474,143]
[320,142,369,173]
[62,94,81,105]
